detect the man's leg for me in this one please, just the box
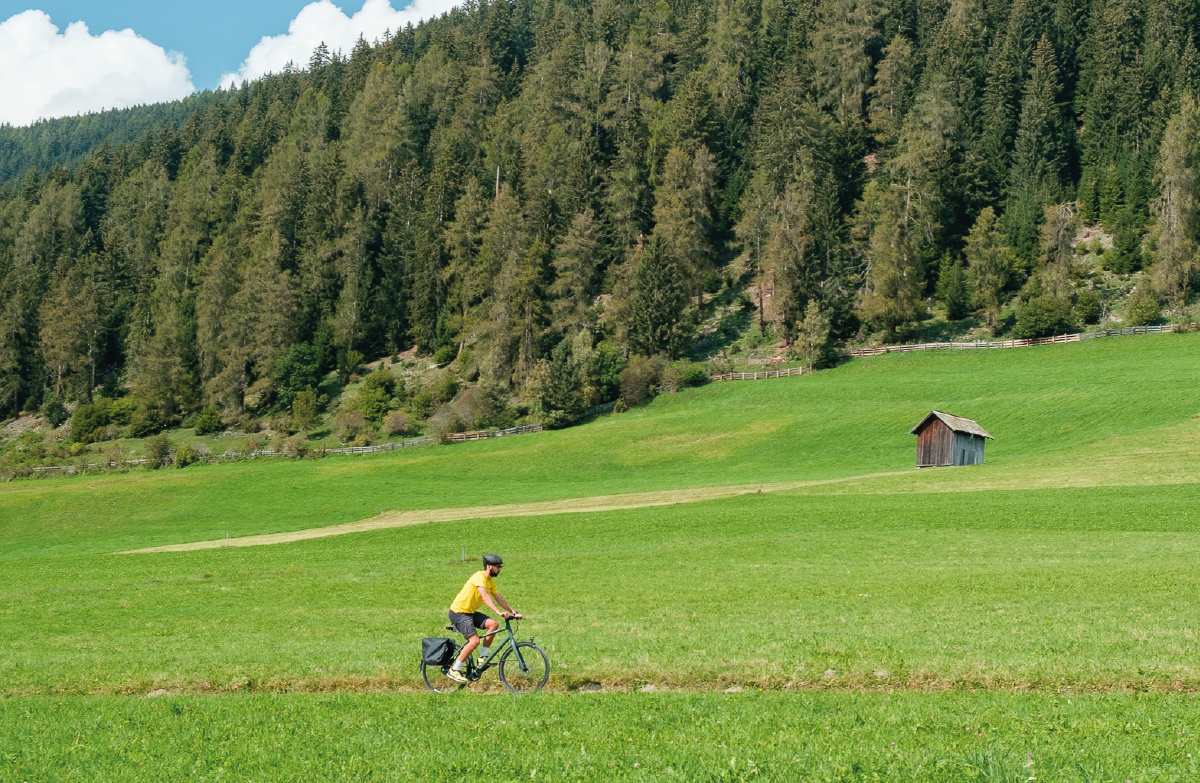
[446,632,479,682]
[455,633,480,667]
[478,617,500,661]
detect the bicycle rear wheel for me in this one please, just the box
[421,661,466,693]
[498,642,550,693]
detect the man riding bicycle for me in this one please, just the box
[446,553,521,683]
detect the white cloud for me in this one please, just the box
[0,10,195,127]
[219,0,457,88]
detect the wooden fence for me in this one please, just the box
[580,400,617,417]
[849,323,1195,357]
[444,424,543,442]
[711,367,804,382]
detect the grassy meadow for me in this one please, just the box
[4,334,1200,779]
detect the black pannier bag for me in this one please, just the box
[422,637,457,666]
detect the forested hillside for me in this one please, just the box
[0,92,222,185]
[2,0,1200,438]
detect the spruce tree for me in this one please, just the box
[1011,36,1068,198]
[626,234,693,358]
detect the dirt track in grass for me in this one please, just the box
[119,472,911,554]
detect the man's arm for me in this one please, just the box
[494,592,519,616]
[476,586,519,618]
[476,585,508,617]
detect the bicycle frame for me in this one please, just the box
[463,618,527,679]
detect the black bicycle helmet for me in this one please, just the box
[483,553,503,566]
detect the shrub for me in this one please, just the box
[383,410,412,437]
[619,355,666,407]
[284,435,309,459]
[174,444,199,468]
[354,385,392,423]
[239,436,264,455]
[334,409,368,442]
[69,401,111,444]
[1074,289,1102,325]
[145,433,173,467]
[1012,294,1074,339]
[662,360,709,393]
[433,345,456,366]
[594,342,625,403]
[430,371,459,404]
[540,409,575,429]
[430,405,467,442]
[469,382,515,430]
[409,391,435,420]
[1125,287,1161,326]
[128,411,160,439]
[291,388,320,433]
[193,406,222,435]
[361,368,397,397]
[271,416,297,436]
[41,395,68,427]
[107,397,137,426]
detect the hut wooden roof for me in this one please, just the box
[909,411,993,439]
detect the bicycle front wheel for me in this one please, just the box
[421,661,466,693]
[498,642,550,693]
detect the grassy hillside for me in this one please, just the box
[3,333,1199,558]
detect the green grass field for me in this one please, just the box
[4,334,1200,779]
[4,692,1198,781]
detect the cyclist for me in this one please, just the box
[446,553,521,683]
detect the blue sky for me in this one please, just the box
[0,0,456,126]
[4,0,309,89]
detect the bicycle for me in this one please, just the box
[422,617,550,694]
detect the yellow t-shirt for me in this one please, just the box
[450,570,497,614]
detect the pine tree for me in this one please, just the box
[37,261,102,400]
[549,208,599,338]
[651,146,716,312]
[766,166,818,335]
[963,206,1010,327]
[1039,201,1077,300]
[442,180,489,354]
[809,0,884,121]
[1151,95,1200,309]
[855,182,926,336]
[867,35,914,147]
[795,299,832,367]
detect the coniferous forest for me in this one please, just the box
[2,0,1200,442]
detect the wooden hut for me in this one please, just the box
[910,411,993,467]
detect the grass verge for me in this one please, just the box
[3,692,1198,781]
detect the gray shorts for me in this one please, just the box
[448,610,491,641]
